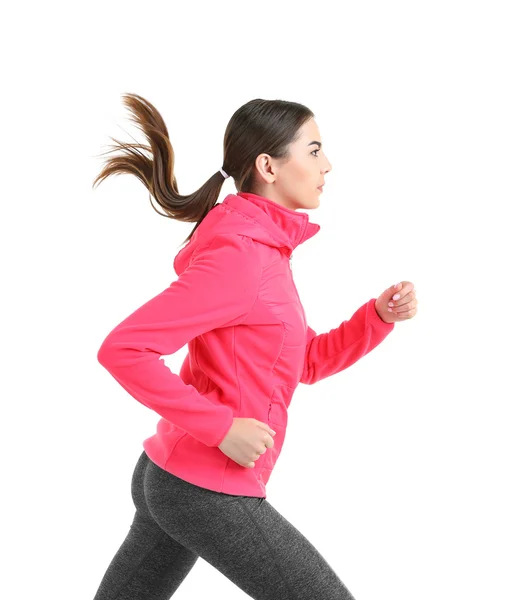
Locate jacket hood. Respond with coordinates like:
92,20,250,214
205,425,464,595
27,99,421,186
174,191,321,275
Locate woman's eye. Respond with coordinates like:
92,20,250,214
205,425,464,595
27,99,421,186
311,149,320,157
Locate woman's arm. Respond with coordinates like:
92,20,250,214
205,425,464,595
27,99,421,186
299,298,395,385
97,234,261,447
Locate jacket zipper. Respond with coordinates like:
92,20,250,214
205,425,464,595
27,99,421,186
287,254,307,328
287,255,299,299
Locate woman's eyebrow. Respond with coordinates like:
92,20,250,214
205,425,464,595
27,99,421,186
307,141,322,148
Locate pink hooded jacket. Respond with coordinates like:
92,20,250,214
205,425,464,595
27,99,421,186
97,191,395,498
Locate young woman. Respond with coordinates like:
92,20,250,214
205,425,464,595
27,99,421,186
91,93,417,600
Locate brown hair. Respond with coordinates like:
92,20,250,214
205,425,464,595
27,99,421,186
92,93,314,246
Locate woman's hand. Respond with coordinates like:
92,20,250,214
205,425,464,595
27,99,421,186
375,281,418,324
218,418,276,468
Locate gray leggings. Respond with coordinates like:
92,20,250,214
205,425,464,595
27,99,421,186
92,450,356,600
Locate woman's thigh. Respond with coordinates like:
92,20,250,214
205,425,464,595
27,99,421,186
144,454,356,600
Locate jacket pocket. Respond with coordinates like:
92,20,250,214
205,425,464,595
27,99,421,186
263,385,292,471
267,384,292,428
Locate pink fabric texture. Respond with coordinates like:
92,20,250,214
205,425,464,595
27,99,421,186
97,192,395,497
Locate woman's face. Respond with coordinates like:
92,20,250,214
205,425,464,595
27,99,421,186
251,117,332,210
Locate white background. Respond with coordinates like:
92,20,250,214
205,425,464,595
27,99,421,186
2,1,506,599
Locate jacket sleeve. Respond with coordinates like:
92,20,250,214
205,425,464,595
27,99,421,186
97,233,261,447
299,297,395,385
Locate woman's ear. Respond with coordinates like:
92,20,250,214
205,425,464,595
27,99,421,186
255,153,276,184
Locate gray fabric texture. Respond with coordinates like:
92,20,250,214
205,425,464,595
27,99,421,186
92,450,356,600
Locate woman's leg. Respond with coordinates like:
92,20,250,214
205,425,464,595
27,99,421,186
144,454,357,600
92,450,199,600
